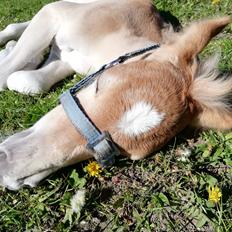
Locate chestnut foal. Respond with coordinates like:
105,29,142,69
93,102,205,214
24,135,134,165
0,0,231,190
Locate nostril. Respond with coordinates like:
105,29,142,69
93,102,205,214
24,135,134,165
0,148,7,160
0,148,9,178
0,144,15,162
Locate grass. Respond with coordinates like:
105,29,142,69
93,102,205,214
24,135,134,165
0,0,232,231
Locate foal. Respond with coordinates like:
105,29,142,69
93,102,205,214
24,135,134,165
0,0,231,190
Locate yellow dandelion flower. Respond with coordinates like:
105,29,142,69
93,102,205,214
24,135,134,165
208,186,222,204
212,0,220,5
85,161,102,177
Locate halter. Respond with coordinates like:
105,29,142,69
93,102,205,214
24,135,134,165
60,43,160,167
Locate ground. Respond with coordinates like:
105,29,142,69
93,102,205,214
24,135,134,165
0,0,231,231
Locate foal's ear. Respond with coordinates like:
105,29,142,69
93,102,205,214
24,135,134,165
176,16,231,62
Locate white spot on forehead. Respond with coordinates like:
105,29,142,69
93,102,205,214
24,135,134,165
118,101,165,136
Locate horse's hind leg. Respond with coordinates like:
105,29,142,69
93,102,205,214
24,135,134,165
0,21,30,46
6,40,74,95
7,60,74,95
0,40,17,61
0,3,63,90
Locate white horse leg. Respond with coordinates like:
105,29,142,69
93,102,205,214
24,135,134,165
0,40,17,61
7,60,74,94
0,3,62,90
0,21,30,46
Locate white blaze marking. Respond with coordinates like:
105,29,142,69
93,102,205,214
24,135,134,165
118,101,165,136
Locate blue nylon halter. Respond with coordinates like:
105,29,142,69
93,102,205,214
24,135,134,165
60,43,160,167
